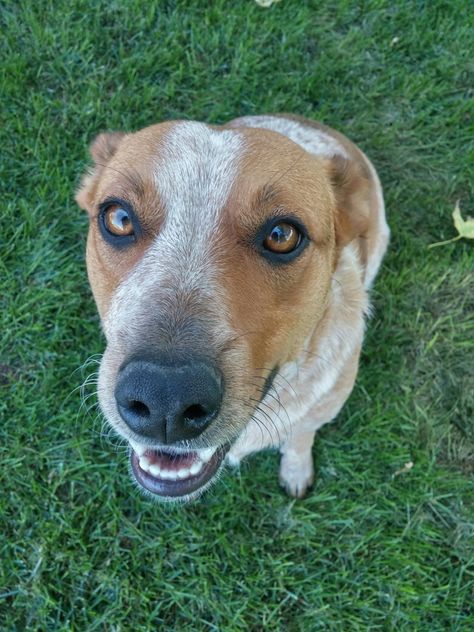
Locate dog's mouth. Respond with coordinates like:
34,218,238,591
129,442,229,498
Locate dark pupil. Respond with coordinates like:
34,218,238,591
111,208,130,231
271,224,292,243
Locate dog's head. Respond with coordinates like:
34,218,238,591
76,120,368,500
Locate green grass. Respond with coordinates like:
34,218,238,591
1,0,473,629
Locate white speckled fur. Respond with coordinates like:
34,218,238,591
103,122,243,341
229,115,348,158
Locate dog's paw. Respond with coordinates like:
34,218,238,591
279,453,314,499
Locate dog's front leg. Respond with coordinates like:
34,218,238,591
279,351,360,498
279,429,317,498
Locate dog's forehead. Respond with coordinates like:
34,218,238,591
105,120,312,210
152,121,245,229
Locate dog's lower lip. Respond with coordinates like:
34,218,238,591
130,446,228,498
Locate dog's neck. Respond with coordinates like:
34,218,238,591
279,241,368,413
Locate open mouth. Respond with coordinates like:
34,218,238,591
129,443,229,498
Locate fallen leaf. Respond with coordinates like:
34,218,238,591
452,200,474,239
393,461,414,477
428,200,474,247
255,0,282,7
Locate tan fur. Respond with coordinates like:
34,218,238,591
271,114,389,287
215,129,336,374
76,115,389,499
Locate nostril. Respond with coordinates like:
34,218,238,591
129,400,150,418
183,404,209,424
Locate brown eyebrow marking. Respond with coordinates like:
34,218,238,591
250,179,332,248
253,183,281,208
95,162,147,199
247,152,307,214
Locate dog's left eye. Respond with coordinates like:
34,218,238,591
102,204,135,238
263,222,301,254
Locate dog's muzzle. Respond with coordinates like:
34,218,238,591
115,353,227,498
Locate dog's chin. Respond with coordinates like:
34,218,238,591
128,442,230,502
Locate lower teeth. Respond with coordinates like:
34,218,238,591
132,444,216,481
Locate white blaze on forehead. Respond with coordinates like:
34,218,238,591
155,122,244,233
103,122,244,338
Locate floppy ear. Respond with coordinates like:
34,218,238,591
327,154,372,247
75,131,126,211
89,131,126,165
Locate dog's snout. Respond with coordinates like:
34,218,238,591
114,357,223,443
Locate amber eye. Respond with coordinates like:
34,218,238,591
103,204,134,237
263,222,301,254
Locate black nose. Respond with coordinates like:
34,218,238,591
114,357,223,444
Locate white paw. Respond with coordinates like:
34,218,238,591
279,452,314,499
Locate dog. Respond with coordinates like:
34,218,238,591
76,114,389,501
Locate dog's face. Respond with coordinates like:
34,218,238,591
76,121,362,500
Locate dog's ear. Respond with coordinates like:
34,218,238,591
75,132,126,211
89,131,126,165
326,154,372,247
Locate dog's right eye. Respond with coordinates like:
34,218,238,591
102,204,134,237
98,200,138,246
